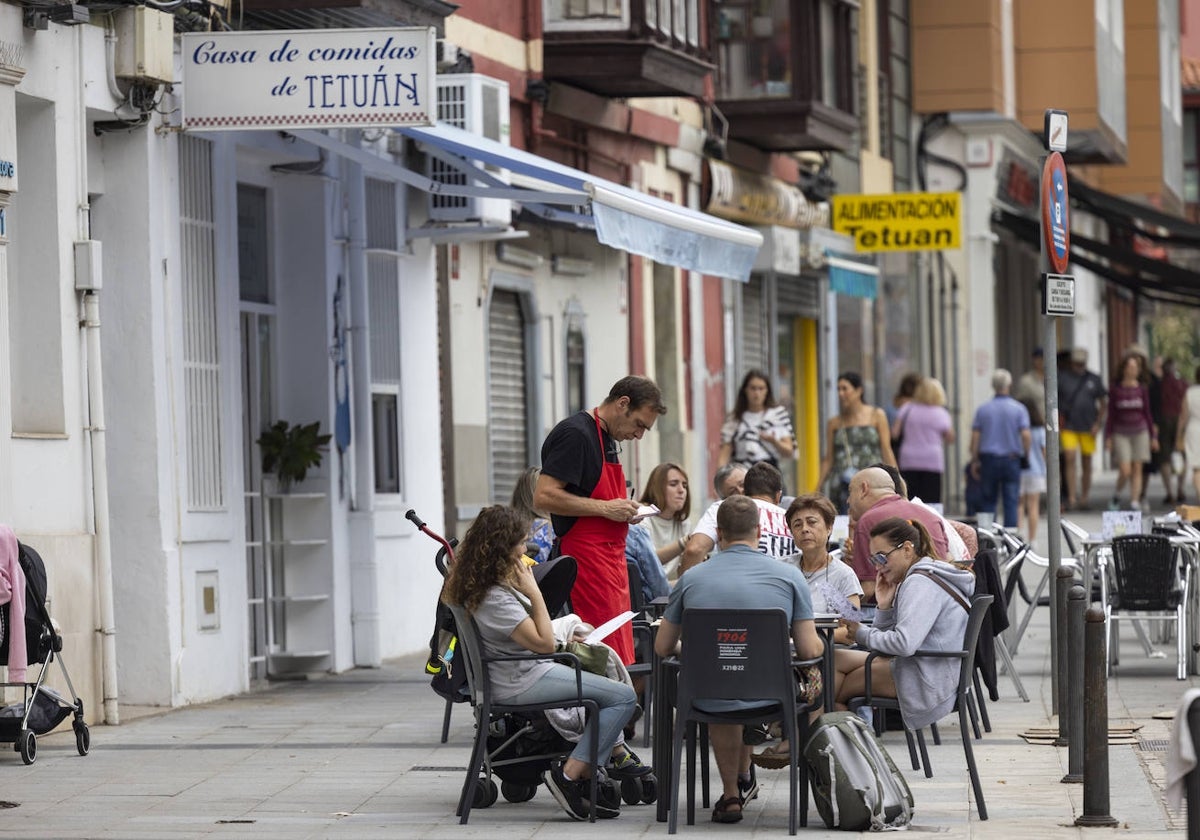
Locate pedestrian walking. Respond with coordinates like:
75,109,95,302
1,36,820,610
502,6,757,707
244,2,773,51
1058,347,1107,510
1105,353,1157,511
969,369,1031,528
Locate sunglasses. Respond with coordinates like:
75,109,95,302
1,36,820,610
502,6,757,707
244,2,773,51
870,544,905,567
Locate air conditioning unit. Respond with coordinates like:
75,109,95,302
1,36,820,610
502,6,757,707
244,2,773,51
428,74,511,225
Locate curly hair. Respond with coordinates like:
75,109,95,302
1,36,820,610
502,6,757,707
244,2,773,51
441,505,530,613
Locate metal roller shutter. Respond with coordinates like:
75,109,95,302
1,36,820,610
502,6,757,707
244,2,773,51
777,275,821,318
742,275,766,374
488,289,528,503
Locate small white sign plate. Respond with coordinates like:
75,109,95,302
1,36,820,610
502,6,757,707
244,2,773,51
1043,273,1075,316
1046,111,1069,153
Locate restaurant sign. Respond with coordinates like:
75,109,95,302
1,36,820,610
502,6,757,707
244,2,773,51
180,28,435,131
831,191,962,252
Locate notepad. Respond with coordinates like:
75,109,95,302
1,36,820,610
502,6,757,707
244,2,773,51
585,610,637,644
631,504,660,524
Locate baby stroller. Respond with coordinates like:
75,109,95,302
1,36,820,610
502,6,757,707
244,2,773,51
0,540,90,764
408,509,656,812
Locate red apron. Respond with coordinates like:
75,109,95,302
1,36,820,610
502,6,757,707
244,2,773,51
558,410,635,664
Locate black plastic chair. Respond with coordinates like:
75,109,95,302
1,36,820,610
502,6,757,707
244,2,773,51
849,594,994,821
1104,534,1188,680
446,603,601,824
667,608,811,835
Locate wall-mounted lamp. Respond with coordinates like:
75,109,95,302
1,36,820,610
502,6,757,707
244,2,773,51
551,255,593,277
496,242,543,270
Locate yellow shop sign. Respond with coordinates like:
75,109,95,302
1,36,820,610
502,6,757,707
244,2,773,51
831,192,962,252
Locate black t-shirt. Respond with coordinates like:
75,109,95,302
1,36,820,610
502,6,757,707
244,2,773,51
540,410,621,538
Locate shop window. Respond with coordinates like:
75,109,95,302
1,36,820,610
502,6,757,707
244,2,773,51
1184,107,1198,206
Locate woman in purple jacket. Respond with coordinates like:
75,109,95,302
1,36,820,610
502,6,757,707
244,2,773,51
892,377,955,504
1105,354,1158,511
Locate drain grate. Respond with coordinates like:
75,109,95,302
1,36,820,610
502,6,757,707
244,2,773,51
410,765,467,772
1138,739,1170,752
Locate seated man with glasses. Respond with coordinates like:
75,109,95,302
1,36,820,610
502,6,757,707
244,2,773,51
655,495,823,824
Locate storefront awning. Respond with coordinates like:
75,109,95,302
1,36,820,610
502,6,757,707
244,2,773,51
398,124,763,281
992,208,1200,307
826,255,879,300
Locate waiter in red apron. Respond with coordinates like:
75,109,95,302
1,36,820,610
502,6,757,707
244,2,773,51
535,376,667,665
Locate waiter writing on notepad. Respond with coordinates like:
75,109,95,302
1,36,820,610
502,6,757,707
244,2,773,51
535,376,667,664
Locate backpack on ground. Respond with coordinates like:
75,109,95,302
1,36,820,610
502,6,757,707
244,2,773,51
803,711,914,831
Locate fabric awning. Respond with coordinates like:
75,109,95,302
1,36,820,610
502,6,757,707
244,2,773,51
992,208,1200,307
398,123,763,281
826,254,879,300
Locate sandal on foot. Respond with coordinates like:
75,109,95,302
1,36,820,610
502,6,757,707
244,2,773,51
751,741,793,770
712,794,743,823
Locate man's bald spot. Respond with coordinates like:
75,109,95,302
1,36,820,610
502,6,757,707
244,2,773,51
855,466,895,494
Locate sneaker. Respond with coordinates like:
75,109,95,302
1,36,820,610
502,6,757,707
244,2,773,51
543,763,620,820
1109,496,1121,511
742,723,771,746
737,764,759,804
607,747,652,779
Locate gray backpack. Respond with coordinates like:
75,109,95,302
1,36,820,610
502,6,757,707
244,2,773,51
804,711,914,831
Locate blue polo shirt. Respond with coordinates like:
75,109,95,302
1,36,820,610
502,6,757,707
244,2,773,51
665,544,813,712
972,395,1030,457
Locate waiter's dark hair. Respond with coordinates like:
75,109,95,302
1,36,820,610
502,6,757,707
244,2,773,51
743,461,783,498
605,375,667,414
716,495,759,542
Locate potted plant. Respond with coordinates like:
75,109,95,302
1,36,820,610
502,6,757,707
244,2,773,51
256,420,332,493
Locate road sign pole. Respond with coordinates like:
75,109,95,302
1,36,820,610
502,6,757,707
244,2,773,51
1042,201,1063,707
1041,110,1070,706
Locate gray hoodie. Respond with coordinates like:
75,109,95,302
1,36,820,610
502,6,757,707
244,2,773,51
853,557,976,730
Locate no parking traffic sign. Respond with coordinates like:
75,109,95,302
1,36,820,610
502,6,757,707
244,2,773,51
1041,151,1070,274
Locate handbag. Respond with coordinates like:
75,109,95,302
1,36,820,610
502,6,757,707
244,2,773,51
796,662,823,706
557,640,610,676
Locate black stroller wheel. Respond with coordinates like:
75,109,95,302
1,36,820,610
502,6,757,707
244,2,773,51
640,773,658,804
500,781,537,803
18,730,36,765
473,777,498,809
74,721,90,756
620,777,641,806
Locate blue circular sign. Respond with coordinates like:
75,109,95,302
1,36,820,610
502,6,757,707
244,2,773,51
1041,152,1070,273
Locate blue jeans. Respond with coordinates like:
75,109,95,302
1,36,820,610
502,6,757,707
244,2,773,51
504,665,637,766
979,453,1021,528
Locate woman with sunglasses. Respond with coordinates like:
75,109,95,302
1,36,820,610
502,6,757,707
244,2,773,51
831,517,975,731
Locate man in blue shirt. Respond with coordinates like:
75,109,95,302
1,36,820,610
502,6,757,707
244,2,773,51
969,369,1032,528
655,495,823,823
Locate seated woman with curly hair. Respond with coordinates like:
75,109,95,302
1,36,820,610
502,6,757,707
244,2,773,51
441,505,642,821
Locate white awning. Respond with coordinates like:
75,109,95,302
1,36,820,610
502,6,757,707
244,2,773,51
398,124,763,281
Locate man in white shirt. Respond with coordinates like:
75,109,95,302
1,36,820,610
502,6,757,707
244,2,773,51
680,462,794,573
